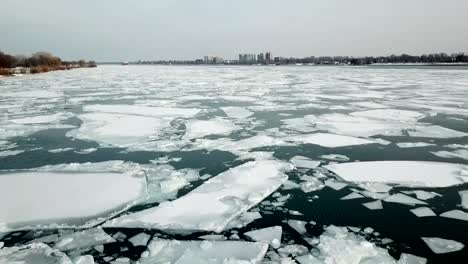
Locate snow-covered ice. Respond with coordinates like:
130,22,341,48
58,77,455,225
289,156,320,169
325,161,467,188
421,237,464,254
183,119,240,140
286,133,375,148
398,253,427,264
432,149,468,161
54,227,115,251
0,243,73,264
287,220,307,234
128,233,151,247
244,226,282,249
408,125,468,138
104,160,291,233
0,162,146,231
139,239,268,264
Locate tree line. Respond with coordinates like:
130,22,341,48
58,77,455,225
0,51,96,75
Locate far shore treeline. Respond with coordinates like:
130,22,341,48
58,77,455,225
0,51,96,76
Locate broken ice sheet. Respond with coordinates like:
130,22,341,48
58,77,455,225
128,233,151,247
396,142,435,148
324,161,467,188
139,239,268,264
363,200,383,210
287,220,307,234
103,160,291,233
340,192,364,200
439,210,468,221
244,226,282,249
0,161,146,231
397,253,427,264
221,106,254,119
383,193,427,206
421,237,464,254
408,125,468,138
432,149,468,161
54,227,115,251
0,243,73,264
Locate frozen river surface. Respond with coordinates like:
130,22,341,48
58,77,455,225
0,65,468,263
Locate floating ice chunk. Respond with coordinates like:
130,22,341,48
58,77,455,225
290,156,320,169
10,112,72,125
432,149,468,161
0,162,146,231
286,133,375,148
324,179,347,190
183,119,240,140
244,226,282,249
74,148,97,154
83,104,200,118
296,254,322,264
320,154,350,161
198,234,226,241
460,190,468,210
0,243,73,264
440,210,468,221
350,109,425,122
397,253,427,264
340,192,364,200
139,239,268,264
48,148,74,153
278,244,308,257
396,142,435,148
128,233,151,247
410,207,436,217
324,161,466,188
421,237,464,254
0,242,3,249
384,193,427,206
350,101,389,109
221,107,254,119
363,200,383,210
54,227,115,251
408,125,468,138
403,190,441,200
312,225,396,264
104,160,290,233
287,220,307,234
68,113,169,147
72,255,95,264
357,182,393,193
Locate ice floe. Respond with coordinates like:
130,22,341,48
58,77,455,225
460,190,468,210
128,233,151,247
410,207,436,217
363,200,384,210
396,142,435,148
0,161,146,231
244,226,282,249
383,193,427,206
350,109,425,122
290,156,320,169
421,237,464,254
183,119,240,139
432,149,468,161
287,220,307,234
408,125,468,138
285,133,375,148
340,192,364,200
139,239,268,264
439,210,468,221
104,160,291,233
398,253,427,264
325,161,467,188
221,106,254,119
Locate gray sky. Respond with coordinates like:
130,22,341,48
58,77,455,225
1,0,467,61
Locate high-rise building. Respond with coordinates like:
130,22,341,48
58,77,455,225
257,53,265,64
265,52,272,63
239,54,257,64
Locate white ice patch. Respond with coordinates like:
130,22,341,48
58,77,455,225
432,149,468,161
402,190,441,201
408,125,468,138
128,233,151,247
68,113,169,147
183,119,240,140
410,207,436,217
286,133,375,148
398,253,427,264
363,200,384,210
287,220,307,234
0,243,73,264
139,239,268,264
311,225,396,264
221,107,254,119
10,113,72,125
383,193,427,206
72,255,95,264
421,237,464,254
440,210,468,222
54,227,115,251
244,226,282,249
340,192,364,200
104,160,291,233
350,109,425,123
460,190,468,210
325,161,467,188
396,142,435,148
0,161,146,231
83,104,200,118
290,156,320,169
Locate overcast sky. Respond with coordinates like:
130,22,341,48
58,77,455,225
1,0,467,61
